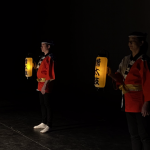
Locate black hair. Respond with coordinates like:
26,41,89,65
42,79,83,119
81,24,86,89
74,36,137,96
128,31,148,54
46,43,51,48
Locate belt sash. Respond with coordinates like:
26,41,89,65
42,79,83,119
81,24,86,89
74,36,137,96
119,84,142,94
37,78,46,82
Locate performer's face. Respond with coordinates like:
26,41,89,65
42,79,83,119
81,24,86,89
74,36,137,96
128,37,143,52
41,43,50,52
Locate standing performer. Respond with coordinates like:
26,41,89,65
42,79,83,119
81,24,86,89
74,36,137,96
107,32,150,150
34,40,55,133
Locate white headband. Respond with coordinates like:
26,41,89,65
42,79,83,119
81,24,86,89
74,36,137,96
128,35,144,37
41,42,51,44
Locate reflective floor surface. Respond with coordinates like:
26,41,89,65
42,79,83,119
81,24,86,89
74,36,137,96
0,101,131,150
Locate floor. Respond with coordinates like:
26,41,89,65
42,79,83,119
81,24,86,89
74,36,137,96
0,97,131,150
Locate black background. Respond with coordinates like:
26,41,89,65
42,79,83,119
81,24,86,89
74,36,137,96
2,0,150,114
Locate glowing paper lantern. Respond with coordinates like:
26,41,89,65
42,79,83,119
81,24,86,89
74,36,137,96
25,57,34,78
94,56,108,88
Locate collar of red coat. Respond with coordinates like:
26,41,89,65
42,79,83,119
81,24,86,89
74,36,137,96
130,51,143,61
44,52,54,61
130,51,150,71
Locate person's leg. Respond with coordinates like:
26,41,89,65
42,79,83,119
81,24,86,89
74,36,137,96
126,112,142,150
43,93,53,128
136,113,150,150
39,92,47,125
33,92,47,129
40,93,52,133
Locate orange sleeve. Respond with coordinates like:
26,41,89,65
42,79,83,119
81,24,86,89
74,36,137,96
45,56,55,81
139,60,150,102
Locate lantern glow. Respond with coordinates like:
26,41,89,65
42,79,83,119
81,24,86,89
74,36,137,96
94,56,108,88
25,58,33,77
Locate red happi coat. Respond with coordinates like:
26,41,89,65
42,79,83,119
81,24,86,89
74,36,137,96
115,53,150,112
37,54,55,93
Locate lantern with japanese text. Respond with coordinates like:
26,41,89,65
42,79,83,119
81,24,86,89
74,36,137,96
25,58,33,78
25,57,37,78
94,56,108,88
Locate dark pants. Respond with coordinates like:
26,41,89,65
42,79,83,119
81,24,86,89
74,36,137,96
126,113,150,150
39,92,53,128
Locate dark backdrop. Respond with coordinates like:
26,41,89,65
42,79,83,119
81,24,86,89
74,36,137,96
2,0,150,114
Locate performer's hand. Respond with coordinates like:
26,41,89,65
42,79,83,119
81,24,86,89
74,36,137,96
41,86,46,94
107,67,112,76
141,101,150,117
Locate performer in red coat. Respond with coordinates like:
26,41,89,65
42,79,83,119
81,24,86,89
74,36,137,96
33,40,55,133
108,32,150,150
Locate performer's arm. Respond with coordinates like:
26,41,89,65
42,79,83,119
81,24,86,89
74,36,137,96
140,60,150,102
43,79,54,88
108,57,124,85
108,69,117,82
107,67,124,88
140,60,150,116
42,57,55,88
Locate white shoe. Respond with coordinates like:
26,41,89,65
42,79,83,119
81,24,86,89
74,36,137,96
33,123,47,129
40,126,50,133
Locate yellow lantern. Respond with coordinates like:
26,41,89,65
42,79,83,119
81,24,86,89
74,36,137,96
25,58,36,78
94,56,108,88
